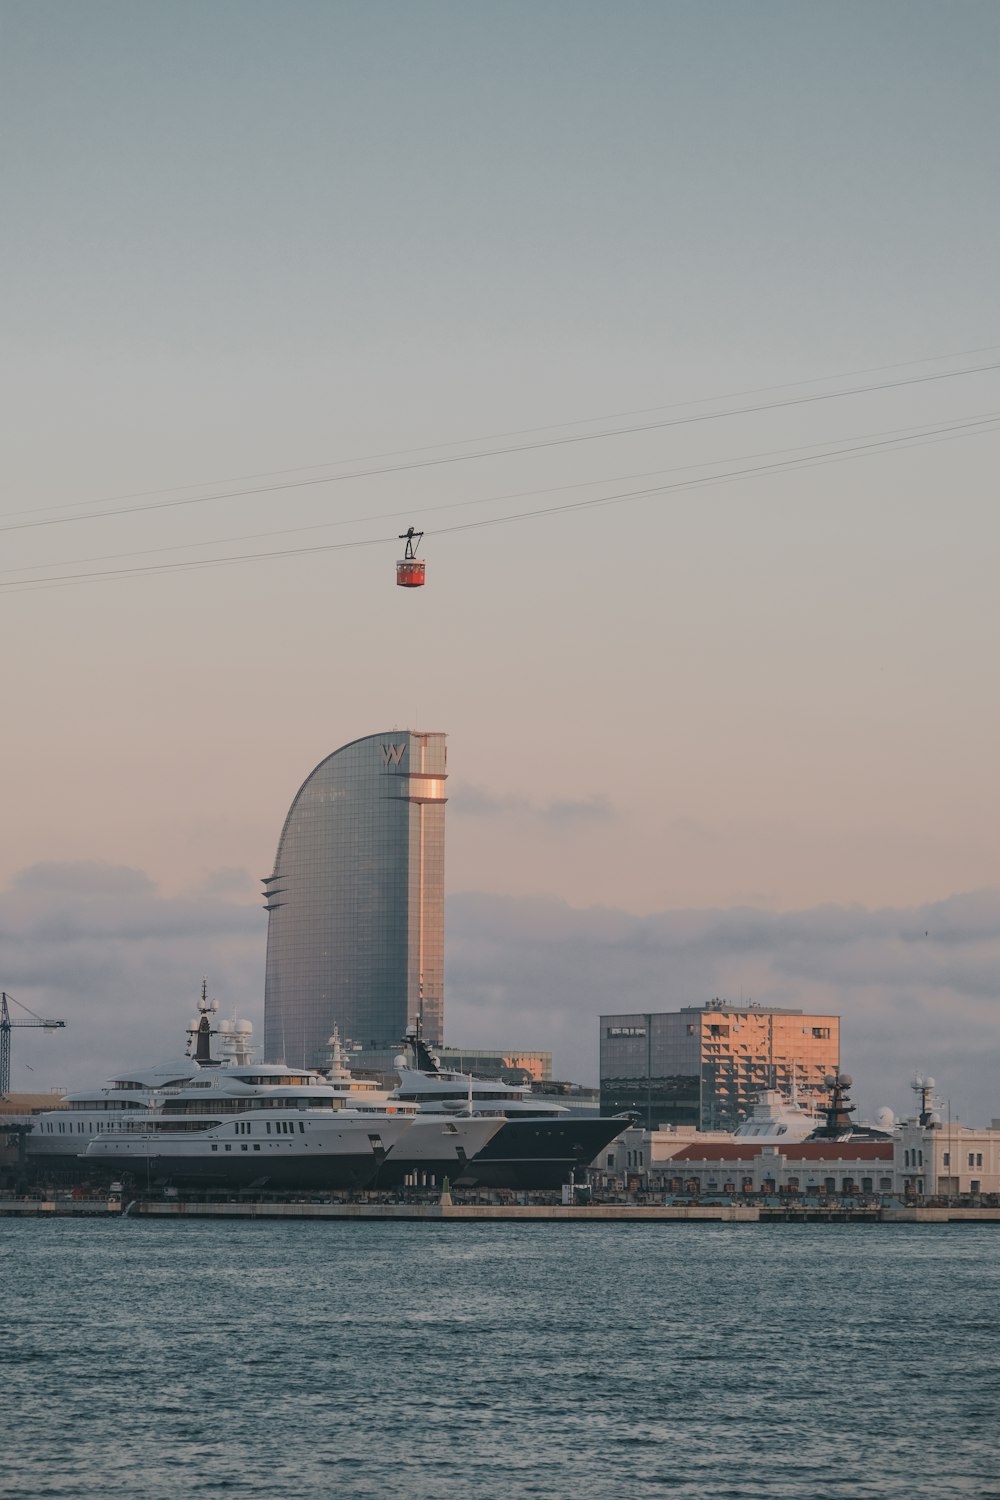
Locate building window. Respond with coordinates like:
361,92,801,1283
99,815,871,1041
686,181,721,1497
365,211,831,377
943,1152,950,1166
812,1027,830,1039
968,1153,975,1168
976,1153,983,1167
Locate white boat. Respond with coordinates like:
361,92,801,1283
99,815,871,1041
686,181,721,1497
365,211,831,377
26,988,262,1169
25,1059,202,1168
34,991,504,1191
732,1086,822,1143
83,1064,418,1190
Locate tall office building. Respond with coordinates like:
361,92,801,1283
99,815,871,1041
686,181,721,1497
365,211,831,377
263,731,447,1071
600,1003,840,1131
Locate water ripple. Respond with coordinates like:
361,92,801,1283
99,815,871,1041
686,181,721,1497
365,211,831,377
1,1220,997,1498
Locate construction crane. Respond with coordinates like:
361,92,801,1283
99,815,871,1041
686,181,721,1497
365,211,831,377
0,992,67,1096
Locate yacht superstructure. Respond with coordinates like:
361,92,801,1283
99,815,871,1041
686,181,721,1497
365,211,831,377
731,1085,822,1143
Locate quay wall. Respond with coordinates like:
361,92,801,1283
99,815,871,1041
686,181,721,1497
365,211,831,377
3,1198,1000,1224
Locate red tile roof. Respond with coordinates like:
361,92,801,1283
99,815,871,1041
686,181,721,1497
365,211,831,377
668,1141,892,1163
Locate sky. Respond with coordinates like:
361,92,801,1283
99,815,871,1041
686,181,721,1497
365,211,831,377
2,1,999,1123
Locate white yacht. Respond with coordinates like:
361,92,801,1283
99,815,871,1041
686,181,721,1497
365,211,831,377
34,991,504,1191
732,1085,822,1143
26,990,264,1169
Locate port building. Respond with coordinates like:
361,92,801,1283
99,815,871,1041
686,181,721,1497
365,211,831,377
600,1003,840,1131
263,731,447,1073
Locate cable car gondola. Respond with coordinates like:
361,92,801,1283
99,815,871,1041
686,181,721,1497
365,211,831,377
396,526,426,588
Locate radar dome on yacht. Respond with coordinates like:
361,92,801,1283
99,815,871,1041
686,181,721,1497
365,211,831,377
218,1019,233,1034
927,1111,942,1126
427,1052,440,1068
875,1107,895,1128
188,1018,200,1032
210,999,219,1012
393,1055,407,1070
839,1074,853,1089
824,1074,837,1087
236,1020,252,1034
924,1076,935,1090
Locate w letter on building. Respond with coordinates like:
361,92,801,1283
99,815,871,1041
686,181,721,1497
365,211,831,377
381,743,407,767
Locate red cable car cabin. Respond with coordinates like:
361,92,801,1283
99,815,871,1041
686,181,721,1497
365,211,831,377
396,526,426,587
396,559,425,587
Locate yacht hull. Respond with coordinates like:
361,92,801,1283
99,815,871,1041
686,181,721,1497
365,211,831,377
462,1116,629,1190
84,1118,413,1192
82,1116,505,1193
374,1116,506,1188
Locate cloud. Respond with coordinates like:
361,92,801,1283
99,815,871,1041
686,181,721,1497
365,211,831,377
1,861,265,1092
5,860,998,1130
445,889,1000,1125
449,781,616,828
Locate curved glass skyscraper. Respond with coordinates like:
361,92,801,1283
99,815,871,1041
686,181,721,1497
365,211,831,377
263,731,447,1070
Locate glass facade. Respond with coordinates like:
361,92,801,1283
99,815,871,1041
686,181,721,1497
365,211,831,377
263,731,446,1071
600,1006,840,1131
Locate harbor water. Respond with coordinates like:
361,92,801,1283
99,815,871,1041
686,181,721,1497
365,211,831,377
2,1219,997,1499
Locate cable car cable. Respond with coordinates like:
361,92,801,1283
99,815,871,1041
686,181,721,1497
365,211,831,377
4,411,996,594
3,339,999,525
2,409,996,581
1,358,999,538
